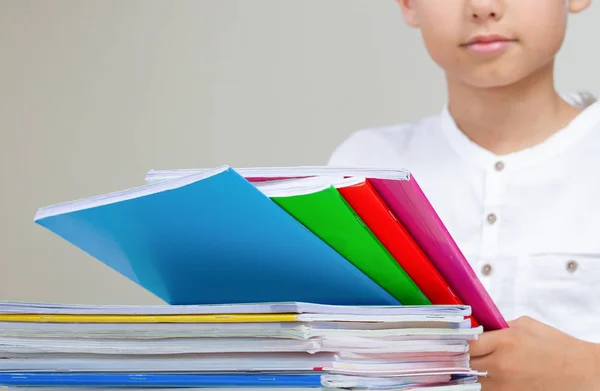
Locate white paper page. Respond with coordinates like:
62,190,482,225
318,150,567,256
144,166,412,183
311,319,472,330
0,301,470,317
0,358,471,375
313,326,483,340
0,336,319,355
253,176,364,198
0,336,468,355
337,351,472,364
325,367,475,376
330,359,469,372
321,373,452,388
0,352,335,373
337,352,470,364
0,322,304,340
321,373,481,389
0,352,471,373
320,338,468,352
34,167,229,221
298,314,467,323
0,321,473,342
346,384,482,391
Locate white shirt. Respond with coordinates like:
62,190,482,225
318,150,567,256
328,92,600,343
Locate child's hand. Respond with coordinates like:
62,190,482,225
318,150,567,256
470,316,600,391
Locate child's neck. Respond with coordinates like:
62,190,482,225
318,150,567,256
446,62,581,156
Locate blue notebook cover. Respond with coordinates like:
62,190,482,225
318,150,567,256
34,166,399,306
0,373,322,387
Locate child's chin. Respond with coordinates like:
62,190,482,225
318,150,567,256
455,65,545,89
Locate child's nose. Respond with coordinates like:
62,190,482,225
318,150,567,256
468,0,503,21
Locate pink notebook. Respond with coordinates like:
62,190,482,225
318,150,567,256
145,166,508,330
367,175,508,331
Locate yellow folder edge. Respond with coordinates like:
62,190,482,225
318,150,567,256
0,313,300,323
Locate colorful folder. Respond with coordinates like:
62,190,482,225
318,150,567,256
0,373,323,387
33,167,399,307
255,178,429,305
0,313,299,323
365,175,507,330
337,179,459,304
334,179,477,326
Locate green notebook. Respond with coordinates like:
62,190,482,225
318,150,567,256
255,177,430,305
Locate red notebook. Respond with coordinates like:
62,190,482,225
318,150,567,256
337,179,478,327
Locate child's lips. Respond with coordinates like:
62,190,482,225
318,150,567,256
461,35,517,54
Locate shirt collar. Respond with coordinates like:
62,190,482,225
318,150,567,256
439,91,600,170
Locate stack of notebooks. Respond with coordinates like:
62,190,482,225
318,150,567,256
0,301,483,390
0,166,508,390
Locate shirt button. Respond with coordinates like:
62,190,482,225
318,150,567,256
481,264,493,276
486,213,497,225
495,161,505,171
566,260,578,273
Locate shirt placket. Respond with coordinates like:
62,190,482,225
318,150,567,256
478,160,507,301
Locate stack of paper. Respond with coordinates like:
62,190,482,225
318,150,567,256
0,301,483,390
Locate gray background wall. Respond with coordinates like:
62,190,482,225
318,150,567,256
1,0,598,305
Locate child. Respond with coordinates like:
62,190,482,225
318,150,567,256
328,1,600,390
